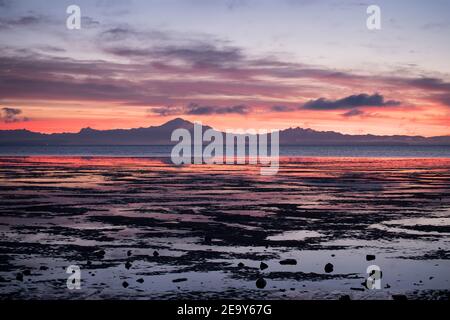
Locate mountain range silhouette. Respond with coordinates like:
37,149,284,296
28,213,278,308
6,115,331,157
1,118,449,146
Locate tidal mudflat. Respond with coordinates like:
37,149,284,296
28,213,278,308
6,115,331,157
0,157,449,300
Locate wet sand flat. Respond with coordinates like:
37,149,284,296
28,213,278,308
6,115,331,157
0,156,449,300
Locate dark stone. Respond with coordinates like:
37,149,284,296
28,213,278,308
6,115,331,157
385,284,391,289
22,270,31,276
16,273,24,281
122,281,129,288
260,262,268,270
125,261,132,270
366,254,376,261
279,259,297,265
127,250,132,257
136,278,144,283
256,277,267,289
96,250,106,257
324,263,334,273
153,251,159,257
39,266,49,271
172,278,187,283
238,262,245,268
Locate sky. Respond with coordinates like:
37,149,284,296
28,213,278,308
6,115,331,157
0,0,449,136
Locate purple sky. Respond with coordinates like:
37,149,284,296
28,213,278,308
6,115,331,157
0,0,449,135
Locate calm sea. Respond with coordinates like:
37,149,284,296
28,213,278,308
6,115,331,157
0,145,450,158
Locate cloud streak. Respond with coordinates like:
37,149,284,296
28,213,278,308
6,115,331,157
150,103,250,116
302,93,401,110
342,109,365,117
0,107,29,123
186,103,249,115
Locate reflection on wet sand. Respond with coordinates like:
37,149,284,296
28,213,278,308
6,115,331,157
0,157,449,299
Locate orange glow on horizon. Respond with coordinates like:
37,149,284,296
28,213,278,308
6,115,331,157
1,96,449,137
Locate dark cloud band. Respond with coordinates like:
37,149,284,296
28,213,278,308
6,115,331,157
302,93,401,110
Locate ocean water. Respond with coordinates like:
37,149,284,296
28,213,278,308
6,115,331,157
0,145,450,158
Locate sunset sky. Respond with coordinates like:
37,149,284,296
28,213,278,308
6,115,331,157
0,0,449,136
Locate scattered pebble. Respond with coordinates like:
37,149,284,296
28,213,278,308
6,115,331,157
153,251,159,257
260,262,268,270
238,262,245,268
136,278,144,284
122,281,129,288
324,263,334,273
39,266,49,271
96,250,106,257
172,278,187,283
125,261,132,270
255,277,266,289
127,250,132,257
22,270,31,276
279,259,297,265
16,273,24,281
366,254,376,261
